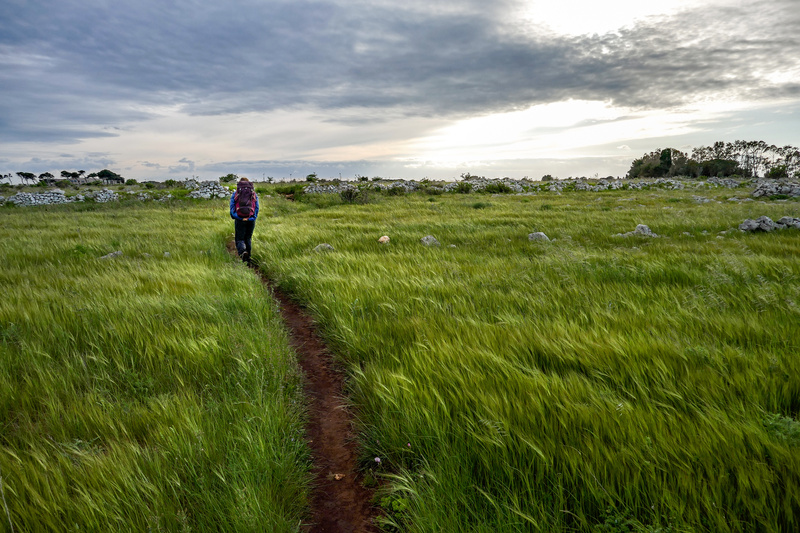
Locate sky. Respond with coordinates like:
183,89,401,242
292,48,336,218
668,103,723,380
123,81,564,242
1,0,799,182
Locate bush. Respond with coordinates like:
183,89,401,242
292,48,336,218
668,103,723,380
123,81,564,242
541,174,554,181
454,182,473,194
163,179,177,188
125,179,138,185
220,173,239,183
766,165,789,179
340,186,370,204
386,186,405,196
482,182,512,194
306,173,318,182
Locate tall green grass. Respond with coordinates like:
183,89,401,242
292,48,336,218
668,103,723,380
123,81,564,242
255,191,800,532
0,202,309,531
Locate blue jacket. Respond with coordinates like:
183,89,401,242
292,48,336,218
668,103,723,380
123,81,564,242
230,191,259,221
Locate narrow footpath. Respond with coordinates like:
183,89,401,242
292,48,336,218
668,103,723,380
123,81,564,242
228,243,379,532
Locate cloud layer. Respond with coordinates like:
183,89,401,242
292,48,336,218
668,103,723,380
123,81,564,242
1,0,798,177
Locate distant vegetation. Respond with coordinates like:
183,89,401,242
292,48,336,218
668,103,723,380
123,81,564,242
257,192,800,532
0,203,310,530
628,140,800,179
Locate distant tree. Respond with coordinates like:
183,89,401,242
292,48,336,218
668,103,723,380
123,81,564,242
125,178,138,185
541,174,554,181
60,170,72,179
306,173,318,182
38,172,55,185
16,171,36,185
1,173,14,184
97,169,124,182
219,173,239,183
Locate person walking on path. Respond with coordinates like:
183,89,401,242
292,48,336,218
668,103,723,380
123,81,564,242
230,177,259,263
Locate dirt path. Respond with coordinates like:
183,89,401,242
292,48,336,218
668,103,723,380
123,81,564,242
227,243,379,532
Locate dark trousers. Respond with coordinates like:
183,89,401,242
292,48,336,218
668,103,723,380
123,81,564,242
234,219,256,257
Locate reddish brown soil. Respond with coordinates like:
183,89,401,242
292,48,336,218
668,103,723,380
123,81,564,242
227,242,379,532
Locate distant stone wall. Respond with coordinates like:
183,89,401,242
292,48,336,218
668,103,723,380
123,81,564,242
303,177,764,195
1,181,232,208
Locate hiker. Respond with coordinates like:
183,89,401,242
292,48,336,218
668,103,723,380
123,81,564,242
230,177,259,263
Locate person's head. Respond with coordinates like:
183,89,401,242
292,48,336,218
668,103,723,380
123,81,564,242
239,177,249,182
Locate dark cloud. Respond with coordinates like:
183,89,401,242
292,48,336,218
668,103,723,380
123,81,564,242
0,0,798,144
168,157,196,174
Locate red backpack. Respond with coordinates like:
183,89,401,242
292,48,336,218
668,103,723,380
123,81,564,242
234,181,256,218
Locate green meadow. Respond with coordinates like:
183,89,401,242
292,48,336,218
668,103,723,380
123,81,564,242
1,185,799,532
255,188,800,532
0,203,309,531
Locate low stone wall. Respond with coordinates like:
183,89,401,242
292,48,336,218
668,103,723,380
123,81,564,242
751,179,800,198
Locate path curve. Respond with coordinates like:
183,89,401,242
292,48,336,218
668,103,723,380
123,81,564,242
227,242,379,532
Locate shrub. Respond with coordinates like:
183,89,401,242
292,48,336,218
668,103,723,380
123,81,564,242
482,182,512,194
340,186,370,204
387,186,405,196
766,165,789,179
454,182,473,194
541,174,554,181
471,201,491,209
306,173,318,182
125,179,138,185
219,173,239,183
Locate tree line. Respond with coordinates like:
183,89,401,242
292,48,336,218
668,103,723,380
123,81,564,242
1,169,124,186
627,140,800,179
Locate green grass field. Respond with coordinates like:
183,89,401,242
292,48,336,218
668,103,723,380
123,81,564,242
0,202,309,531
2,187,799,532
254,189,800,532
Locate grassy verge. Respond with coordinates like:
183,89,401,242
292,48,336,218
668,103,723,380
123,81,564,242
0,201,309,531
254,190,800,532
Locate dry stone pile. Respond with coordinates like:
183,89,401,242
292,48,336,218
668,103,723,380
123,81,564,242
739,216,800,232
188,181,230,199
751,179,800,198
88,189,119,203
5,189,78,206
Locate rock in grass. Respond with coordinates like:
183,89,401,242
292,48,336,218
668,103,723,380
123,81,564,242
378,236,390,244
420,235,440,246
740,215,800,232
778,216,800,229
615,224,659,238
100,251,123,260
313,243,335,253
528,232,550,242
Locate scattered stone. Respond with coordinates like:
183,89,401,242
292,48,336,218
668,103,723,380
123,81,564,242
420,235,440,246
378,236,390,244
313,243,335,253
100,251,123,260
163,252,171,258
740,216,800,232
448,244,457,248
692,196,711,203
707,177,744,188
778,216,800,229
616,224,659,238
528,232,550,242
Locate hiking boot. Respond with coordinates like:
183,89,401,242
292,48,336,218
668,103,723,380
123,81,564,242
242,251,250,263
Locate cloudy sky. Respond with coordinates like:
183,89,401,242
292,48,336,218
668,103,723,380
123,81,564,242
1,0,799,182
